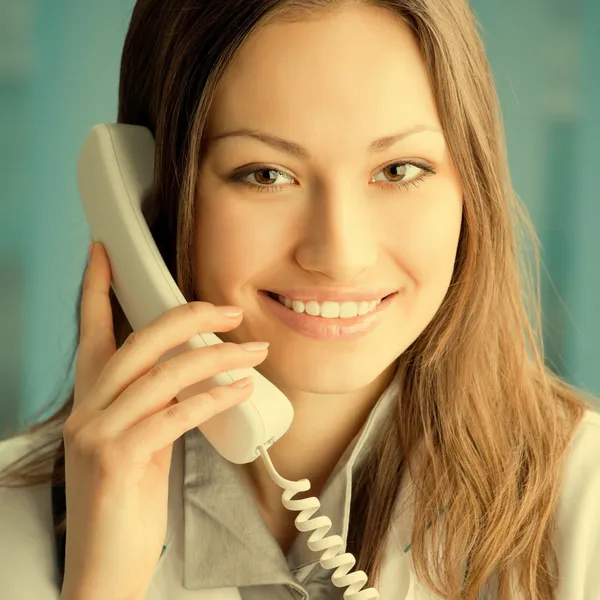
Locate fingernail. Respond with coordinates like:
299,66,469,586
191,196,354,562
216,305,243,317
239,341,270,351
87,242,94,262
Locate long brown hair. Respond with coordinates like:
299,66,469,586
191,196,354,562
1,1,593,598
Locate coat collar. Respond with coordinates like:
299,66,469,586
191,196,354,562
180,365,402,590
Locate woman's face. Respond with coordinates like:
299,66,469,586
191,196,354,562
193,5,463,394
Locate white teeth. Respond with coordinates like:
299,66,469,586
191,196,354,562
277,295,382,318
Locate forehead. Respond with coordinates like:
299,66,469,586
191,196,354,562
205,6,442,155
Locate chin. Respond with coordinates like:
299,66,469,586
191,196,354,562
257,351,399,394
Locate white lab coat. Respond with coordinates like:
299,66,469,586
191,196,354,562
1,409,599,599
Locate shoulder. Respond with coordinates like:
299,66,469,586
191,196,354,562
558,408,600,496
0,434,61,599
0,433,36,468
570,406,600,439
553,408,600,598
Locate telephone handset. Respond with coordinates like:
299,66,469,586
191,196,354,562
76,123,294,464
77,123,380,599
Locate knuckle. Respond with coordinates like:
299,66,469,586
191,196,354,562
164,401,187,422
81,273,94,294
185,301,212,318
94,446,122,475
147,361,171,380
62,416,81,442
214,342,238,354
73,432,119,472
123,328,150,349
64,425,99,458
164,394,211,423
78,328,94,346
63,418,123,475
203,342,237,363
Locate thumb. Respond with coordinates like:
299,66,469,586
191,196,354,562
73,242,117,408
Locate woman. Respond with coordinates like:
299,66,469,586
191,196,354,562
0,0,598,598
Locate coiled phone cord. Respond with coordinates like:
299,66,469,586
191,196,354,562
257,444,380,600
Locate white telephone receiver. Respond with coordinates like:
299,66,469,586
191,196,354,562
77,123,379,599
77,123,294,465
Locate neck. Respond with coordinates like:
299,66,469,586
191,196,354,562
237,362,398,516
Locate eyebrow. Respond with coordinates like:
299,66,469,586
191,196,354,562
206,124,443,159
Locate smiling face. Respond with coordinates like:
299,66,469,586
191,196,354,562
193,4,463,394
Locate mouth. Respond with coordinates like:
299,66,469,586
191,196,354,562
258,289,397,340
263,290,396,318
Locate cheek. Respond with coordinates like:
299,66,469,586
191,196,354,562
390,191,462,295
193,198,290,300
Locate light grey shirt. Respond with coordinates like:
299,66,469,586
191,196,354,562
178,367,402,599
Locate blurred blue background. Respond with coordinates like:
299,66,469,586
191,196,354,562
0,0,598,436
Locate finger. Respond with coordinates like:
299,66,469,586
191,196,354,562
74,242,117,407
95,342,268,434
82,301,245,413
119,378,256,461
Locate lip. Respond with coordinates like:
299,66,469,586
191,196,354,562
266,287,397,303
258,290,398,341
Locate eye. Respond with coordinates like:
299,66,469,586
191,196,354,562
371,162,424,184
370,161,437,192
229,160,436,194
246,168,293,188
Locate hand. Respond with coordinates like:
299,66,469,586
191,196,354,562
60,242,269,600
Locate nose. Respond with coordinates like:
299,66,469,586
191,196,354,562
294,189,378,282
